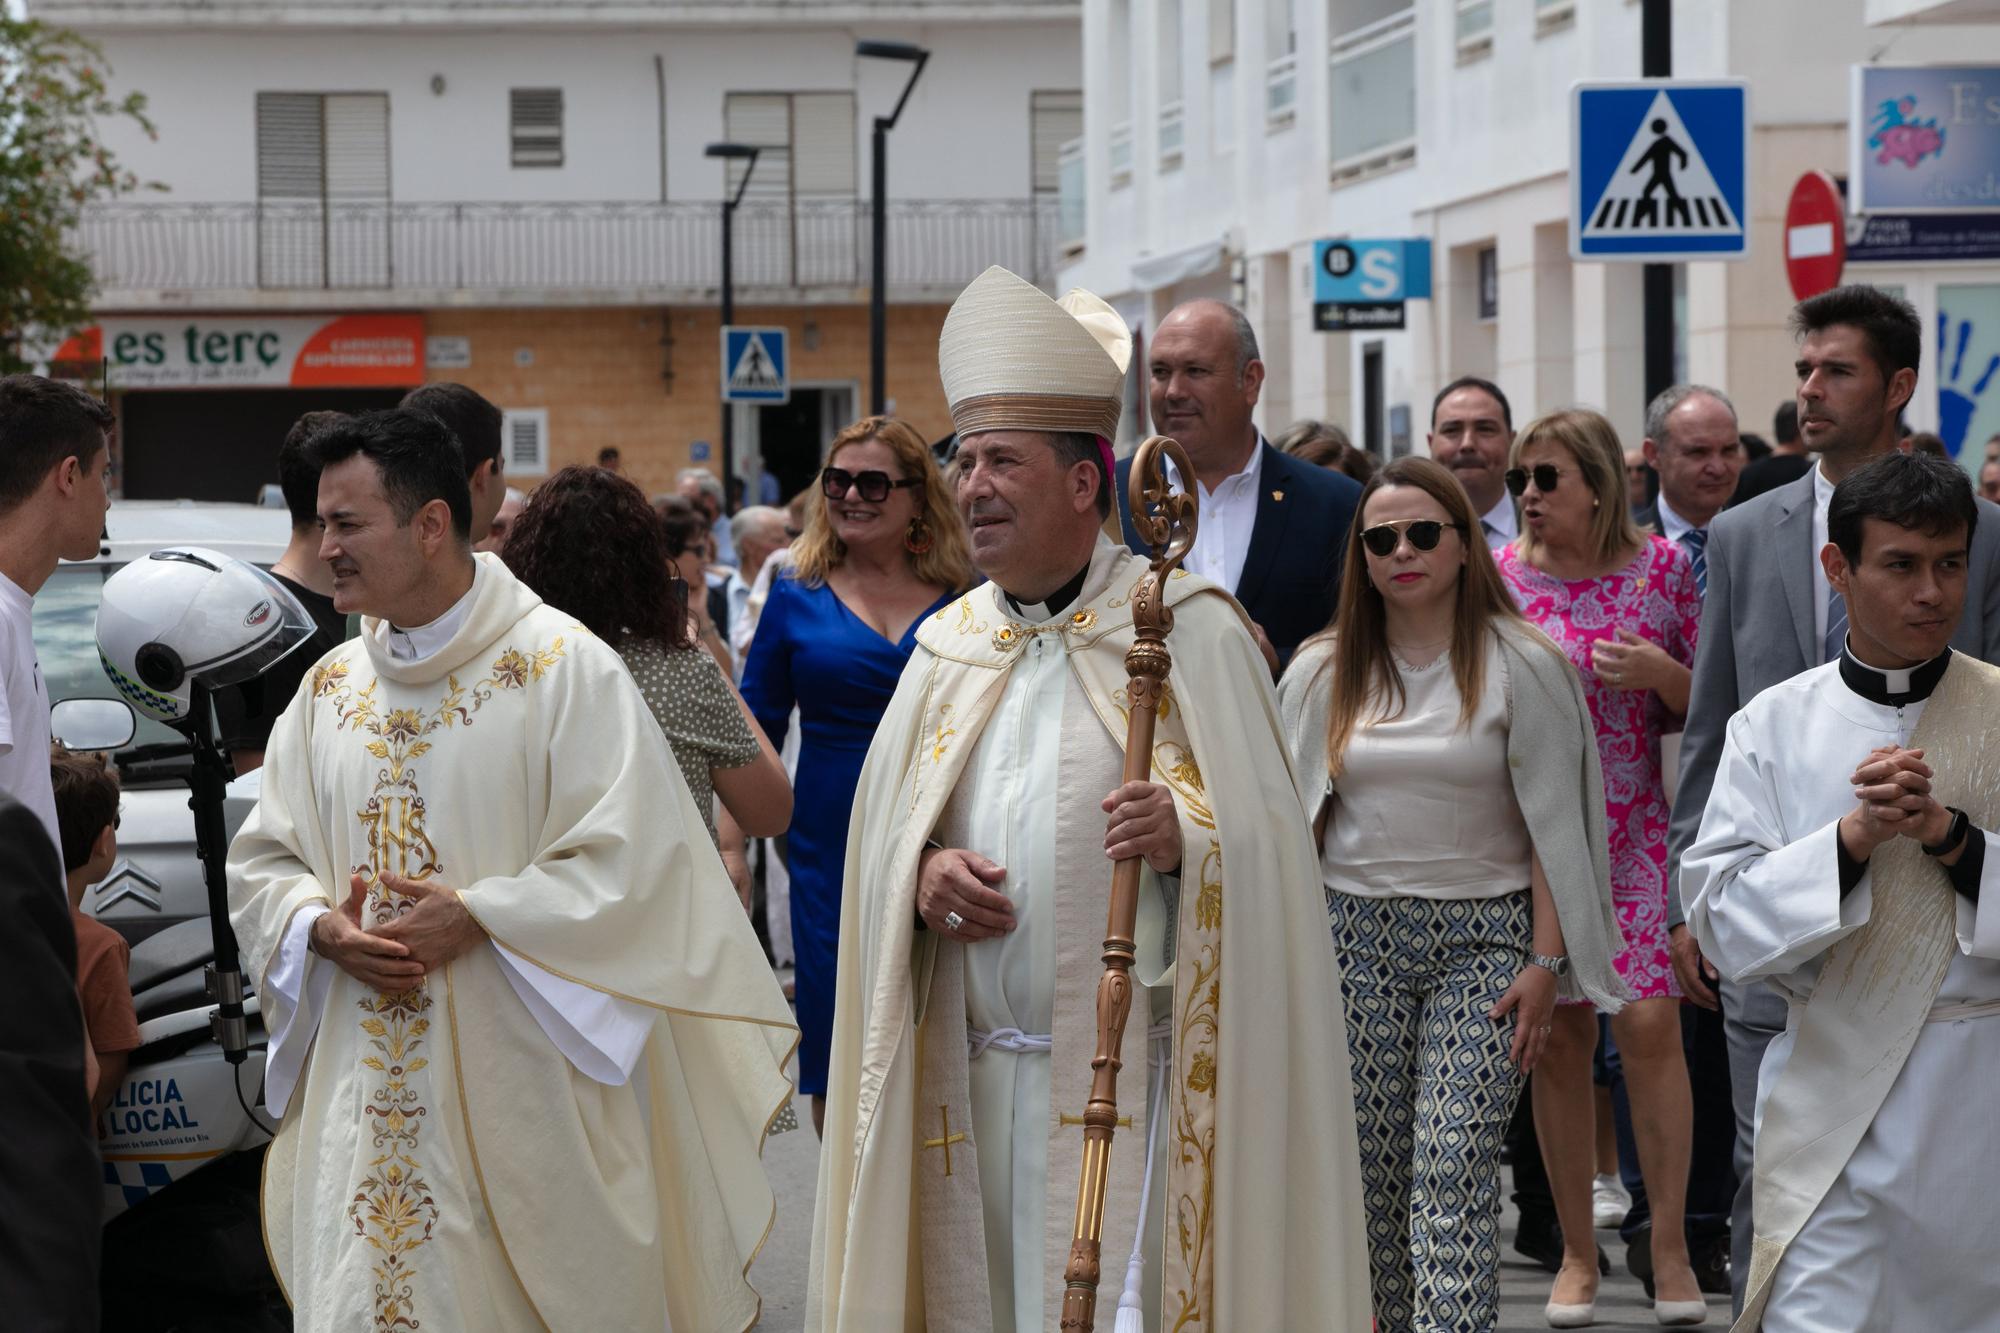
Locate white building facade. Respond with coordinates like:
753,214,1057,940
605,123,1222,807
1063,0,2000,460
31,0,1082,500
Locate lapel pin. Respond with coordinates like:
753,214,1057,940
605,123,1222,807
1272,490,1285,502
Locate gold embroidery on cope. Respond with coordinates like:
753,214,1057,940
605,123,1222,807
1169,835,1223,1333
316,639,568,1332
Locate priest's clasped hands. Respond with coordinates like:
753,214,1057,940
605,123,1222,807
1843,746,1966,862
308,871,491,991
916,781,1183,940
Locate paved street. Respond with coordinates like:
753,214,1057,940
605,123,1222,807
751,1086,1690,1332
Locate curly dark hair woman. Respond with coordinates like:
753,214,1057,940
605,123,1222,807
501,465,692,652
501,466,790,861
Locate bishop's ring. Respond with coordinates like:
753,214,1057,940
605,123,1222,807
944,910,966,932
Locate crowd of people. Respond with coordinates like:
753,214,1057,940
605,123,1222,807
5,272,2000,1332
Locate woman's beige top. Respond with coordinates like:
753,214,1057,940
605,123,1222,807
1320,636,1533,900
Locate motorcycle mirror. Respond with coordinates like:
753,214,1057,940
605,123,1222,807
51,697,137,752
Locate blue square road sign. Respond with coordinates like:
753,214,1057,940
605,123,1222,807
722,326,789,404
1571,80,1750,262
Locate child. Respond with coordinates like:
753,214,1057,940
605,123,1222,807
49,746,140,1119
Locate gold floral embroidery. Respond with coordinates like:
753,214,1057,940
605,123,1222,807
1168,835,1223,1332
315,634,568,1331
313,660,351,698
950,597,989,636
1153,742,1215,831
931,704,957,764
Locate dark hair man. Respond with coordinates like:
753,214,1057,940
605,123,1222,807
237,404,793,1328
0,374,114,851
1732,400,1812,506
399,381,507,542
1117,297,1361,671
215,411,350,771
1667,285,2000,1314
1427,375,1517,547
1685,450,2000,1333
1637,385,1744,596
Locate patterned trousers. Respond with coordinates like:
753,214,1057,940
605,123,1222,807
1328,890,1531,1333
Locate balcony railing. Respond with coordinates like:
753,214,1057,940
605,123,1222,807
75,197,1064,300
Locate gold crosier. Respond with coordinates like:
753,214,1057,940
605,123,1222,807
1059,436,1198,1333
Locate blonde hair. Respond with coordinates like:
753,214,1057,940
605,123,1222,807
1311,456,1544,780
1509,407,1643,568
789,415,974,591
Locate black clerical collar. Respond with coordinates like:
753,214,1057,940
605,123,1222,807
1839,644,1952,706
1002,565,1091,622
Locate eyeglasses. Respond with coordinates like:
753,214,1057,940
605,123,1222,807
1359,519,1465,557
821,467,923,503
1504,464,1567,497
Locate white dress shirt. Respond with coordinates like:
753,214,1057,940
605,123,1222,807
1168,436,1263,594
1479,494,1518,549
1653,490,1697,544
1811,462,1836,649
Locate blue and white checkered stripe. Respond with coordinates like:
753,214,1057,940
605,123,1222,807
103,1158,176,1210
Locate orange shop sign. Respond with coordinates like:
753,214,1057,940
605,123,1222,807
54,314,423,389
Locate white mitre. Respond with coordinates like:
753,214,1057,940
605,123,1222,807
939,264,1133,439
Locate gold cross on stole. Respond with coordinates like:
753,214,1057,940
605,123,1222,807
923,1104,967,1175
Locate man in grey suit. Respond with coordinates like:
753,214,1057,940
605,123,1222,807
1667,285,2000,1313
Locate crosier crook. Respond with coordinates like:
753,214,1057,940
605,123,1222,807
1059,436,1199,1333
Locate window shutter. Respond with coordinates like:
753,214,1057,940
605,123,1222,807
790,92,856,198
323,93,390,198
1209,0,1235,63
256,92,324,200
510,88,564,169
502,409,549,475
723,93,792,202
1031,90,1083,194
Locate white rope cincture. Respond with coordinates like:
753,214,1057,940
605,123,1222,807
963,1016,1173,1331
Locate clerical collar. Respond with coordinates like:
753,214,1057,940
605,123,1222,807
1838,643,1951,706
1002,564,1091,622
387,577,479,663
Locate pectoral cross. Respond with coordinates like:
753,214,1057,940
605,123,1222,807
923,1104,967,1175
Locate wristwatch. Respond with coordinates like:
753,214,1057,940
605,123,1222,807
1923,806,1971,858
1528,951,1570,977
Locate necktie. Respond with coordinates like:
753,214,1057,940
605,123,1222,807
1824,582,1848,664
1679,527,1708,597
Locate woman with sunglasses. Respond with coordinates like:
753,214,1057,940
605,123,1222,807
1278,456,1625,1333
740,415,972,1135
1495,409,1707,1327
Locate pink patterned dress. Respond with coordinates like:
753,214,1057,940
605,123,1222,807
1497,535,1701,1004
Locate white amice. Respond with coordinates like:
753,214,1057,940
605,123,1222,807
1684,655,2000,1333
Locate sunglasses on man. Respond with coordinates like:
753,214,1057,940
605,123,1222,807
1503,464,1568,497
1359,518,1466,558
821,467,923,504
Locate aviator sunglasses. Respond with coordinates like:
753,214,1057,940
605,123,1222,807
1504,464,1566,497
1360,518,1465,558
820,466,924,503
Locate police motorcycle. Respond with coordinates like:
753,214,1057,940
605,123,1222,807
58,547,321,1330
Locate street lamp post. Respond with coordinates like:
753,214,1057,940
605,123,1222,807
856,40,930,418
704,141,761,495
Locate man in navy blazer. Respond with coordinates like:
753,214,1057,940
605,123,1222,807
1115,299,1360,670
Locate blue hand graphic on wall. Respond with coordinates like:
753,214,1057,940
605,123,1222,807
1939,311,2000,458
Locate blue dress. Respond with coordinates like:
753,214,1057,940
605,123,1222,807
741,572,954,1096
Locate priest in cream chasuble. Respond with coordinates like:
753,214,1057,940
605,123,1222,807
807,267,1370,1332
228,411,796,1333
1683,453,2000,1333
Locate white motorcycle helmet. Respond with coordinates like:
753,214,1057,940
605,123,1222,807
97,547,320,727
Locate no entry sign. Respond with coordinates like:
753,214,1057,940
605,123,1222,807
1785,171,1847,302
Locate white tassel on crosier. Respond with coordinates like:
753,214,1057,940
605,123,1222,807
1114,1029,1172,1333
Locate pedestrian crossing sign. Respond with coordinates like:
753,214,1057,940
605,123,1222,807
1571,80,1750,263
722,325,789,404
